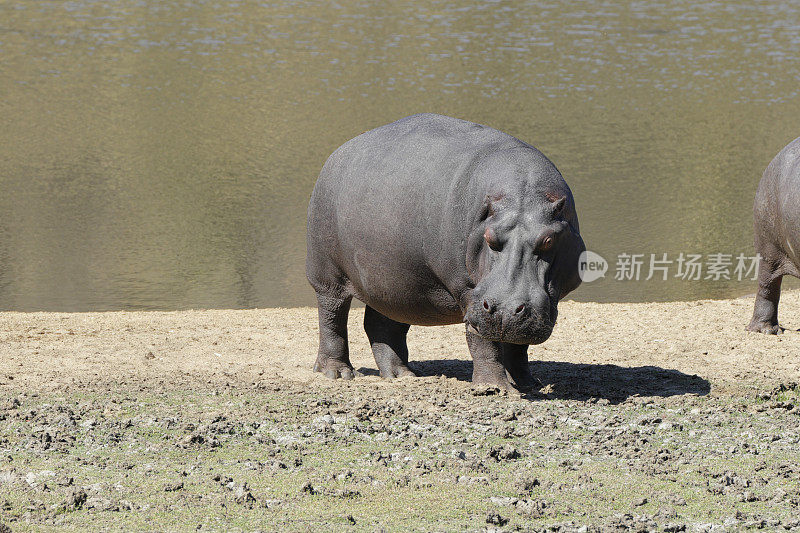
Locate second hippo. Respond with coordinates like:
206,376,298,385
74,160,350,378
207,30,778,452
748,136,800,334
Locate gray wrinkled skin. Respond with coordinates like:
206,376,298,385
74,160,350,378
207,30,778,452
306,114,585,390
748,136,800,334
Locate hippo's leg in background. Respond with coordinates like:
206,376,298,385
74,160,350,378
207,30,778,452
313,293,355,379
502,343,535,389
364,306,415,379
466,329,514,390
747,257,784,335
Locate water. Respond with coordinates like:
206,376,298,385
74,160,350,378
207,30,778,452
1,0,800,311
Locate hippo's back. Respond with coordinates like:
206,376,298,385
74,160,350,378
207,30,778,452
323,113,523,183
763,137,800,189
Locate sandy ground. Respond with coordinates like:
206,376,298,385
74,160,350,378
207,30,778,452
2,291,799,395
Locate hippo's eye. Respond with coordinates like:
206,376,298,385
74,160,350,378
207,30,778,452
537,235,554,253
484,227,502,251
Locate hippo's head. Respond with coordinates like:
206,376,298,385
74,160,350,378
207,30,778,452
464,168,584,345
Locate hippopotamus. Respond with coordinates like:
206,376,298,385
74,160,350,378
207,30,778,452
306,113,585,390
748,136,800,334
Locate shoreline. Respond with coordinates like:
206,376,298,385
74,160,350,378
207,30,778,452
2,291,799,395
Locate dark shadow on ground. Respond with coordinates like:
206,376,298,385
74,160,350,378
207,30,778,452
399,359,710,403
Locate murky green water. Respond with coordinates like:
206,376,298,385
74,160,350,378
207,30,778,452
1,0,800,311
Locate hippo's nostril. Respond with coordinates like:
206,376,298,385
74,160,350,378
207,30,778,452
514,304,525,315
483,300,490,311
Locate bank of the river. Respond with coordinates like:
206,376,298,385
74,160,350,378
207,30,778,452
2,291,800,393
1,293,799,531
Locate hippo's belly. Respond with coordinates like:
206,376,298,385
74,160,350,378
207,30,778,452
344,248,464,326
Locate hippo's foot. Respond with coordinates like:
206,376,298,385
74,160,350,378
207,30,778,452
313,355,355,380
506,369,536,390
471,373,517,392
746,320,784,335
376,355,416,379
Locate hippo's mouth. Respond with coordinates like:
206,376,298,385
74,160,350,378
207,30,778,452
465,317,555,345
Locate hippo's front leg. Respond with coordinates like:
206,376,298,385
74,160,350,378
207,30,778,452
313,293,355,379
501,343,535,390
465,328,515,391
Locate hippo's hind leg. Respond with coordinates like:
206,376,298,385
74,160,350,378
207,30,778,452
313,293,355,379
363,306,415,379
502,343,535,390
465,329,515,391
747,256,784,335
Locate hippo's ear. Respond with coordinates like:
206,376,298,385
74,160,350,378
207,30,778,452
479,194,501,221
478,201,491,222
549,195,566,216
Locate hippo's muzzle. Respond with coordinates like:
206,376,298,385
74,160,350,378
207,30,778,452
464,294,556,345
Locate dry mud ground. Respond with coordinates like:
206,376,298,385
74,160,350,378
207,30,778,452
1,293,800,532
